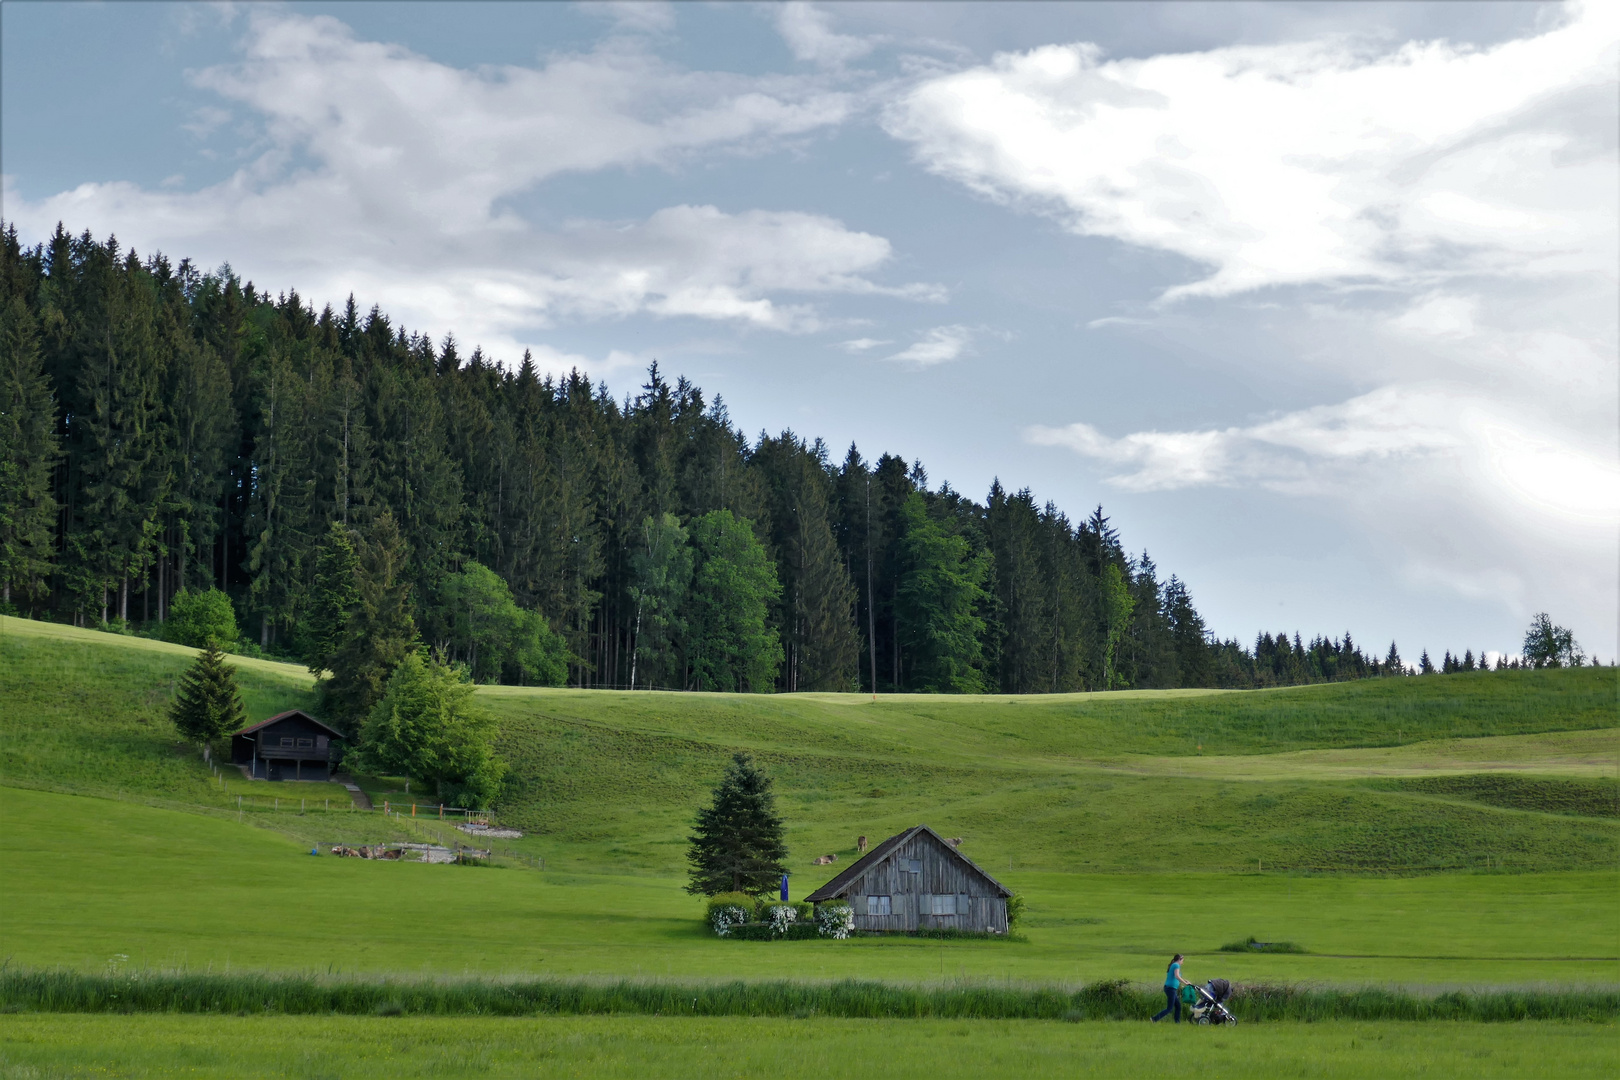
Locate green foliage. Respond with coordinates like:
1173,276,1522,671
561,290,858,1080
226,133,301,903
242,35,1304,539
686,753,789,896
628,514,692,691
1524,613,1583,669
322,512,417,730
704,892,756,920
167,642,247,749
0,294,61,607
896,493,989,693
440,560,568,685
686,511,782,693
1005,893,1026,929
300,521,360,677
5,968,1616,1023
356,649,505,808
162,589,240,649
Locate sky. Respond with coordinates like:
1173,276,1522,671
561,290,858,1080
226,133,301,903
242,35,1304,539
3,1,1616,662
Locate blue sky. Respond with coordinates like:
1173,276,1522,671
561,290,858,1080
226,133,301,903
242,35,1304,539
4,1,1615,661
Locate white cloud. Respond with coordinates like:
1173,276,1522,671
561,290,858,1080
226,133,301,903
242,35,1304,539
838,337,890,352
5,10,929,365
888,1,1618,298
917,2,1618,637
776,2,875,67
886,325,975,366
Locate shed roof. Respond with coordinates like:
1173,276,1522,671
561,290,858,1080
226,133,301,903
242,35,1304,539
234,710,344,739
804,824,1012,902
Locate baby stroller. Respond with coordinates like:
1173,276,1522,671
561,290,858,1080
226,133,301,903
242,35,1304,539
1187,978,1238,1025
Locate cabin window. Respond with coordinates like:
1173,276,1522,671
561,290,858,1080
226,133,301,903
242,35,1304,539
928,894,957,916
866,895,892,916
279,736,294,748
902,859,921,874
296,738,313,749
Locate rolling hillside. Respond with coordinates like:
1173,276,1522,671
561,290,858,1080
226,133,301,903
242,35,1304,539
2,614,1614,877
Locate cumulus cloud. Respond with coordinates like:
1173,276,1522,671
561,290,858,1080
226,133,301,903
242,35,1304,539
4,10,932,366
903,2,1619,636
776,2,875,67
886,324,975,366
888,1,1618,297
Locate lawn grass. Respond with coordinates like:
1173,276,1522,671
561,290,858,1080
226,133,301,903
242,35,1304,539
1,1014,1615,1079
4,787,1615,987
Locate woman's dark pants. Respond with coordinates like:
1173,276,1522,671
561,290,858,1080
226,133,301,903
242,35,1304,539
1152,986,1180,1023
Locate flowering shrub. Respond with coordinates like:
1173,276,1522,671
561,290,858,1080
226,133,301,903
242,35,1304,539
758,902,799,937
815,903,854,940
710,904,750,937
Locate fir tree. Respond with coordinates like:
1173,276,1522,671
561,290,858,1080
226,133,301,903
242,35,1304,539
168,641,247,751
684,752,789,897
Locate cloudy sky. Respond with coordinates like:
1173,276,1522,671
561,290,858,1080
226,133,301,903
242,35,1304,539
4,1,1615,660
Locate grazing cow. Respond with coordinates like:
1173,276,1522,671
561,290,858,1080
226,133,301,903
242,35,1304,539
857,835,868,854
947,837,964,847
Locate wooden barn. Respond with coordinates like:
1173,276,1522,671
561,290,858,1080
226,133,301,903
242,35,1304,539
805,825,1012,933
230,710,343,782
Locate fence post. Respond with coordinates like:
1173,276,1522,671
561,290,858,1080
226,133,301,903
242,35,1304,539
412,803,416,817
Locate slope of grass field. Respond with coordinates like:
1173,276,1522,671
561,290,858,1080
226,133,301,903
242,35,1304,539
2,616,1616,991
6,615,1613,878
4,786,1615,987
4,1014,1614,1080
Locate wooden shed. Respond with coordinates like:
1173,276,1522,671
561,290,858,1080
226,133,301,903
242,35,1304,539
804,825,1012,934
230,710,343,782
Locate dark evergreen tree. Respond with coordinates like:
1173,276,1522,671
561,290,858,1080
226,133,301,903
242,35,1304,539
301,521,360,676
0,294,61,607
321,511,417,728
168,641,247,750
685,752,789,897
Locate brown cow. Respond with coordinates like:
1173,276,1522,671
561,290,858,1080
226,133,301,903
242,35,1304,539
857,836,867,854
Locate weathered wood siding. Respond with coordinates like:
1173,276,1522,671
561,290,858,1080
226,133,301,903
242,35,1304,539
849,831,1008,933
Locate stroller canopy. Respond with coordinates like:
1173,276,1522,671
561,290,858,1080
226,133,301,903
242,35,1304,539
1207,978,1232,1002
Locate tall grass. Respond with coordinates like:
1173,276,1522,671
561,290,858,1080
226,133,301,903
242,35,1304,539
3,970,1613,1023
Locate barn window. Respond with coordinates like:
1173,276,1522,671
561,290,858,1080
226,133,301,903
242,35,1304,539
928,894,957,916
279,737,294,748
866,895,892,916
902,859,921,874
296,738,313,749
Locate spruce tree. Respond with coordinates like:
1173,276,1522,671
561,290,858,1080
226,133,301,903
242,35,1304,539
322,511,417,729
685,752,789,897
301,521,361,676
169,641,247,751
0,295,61,607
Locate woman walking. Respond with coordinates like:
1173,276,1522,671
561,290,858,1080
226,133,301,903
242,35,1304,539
1152,954,1186,1023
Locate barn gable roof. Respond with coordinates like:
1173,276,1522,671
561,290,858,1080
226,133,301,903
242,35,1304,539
804,824,1012,902
234,710,344,740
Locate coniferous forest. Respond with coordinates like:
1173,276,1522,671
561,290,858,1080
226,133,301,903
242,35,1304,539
1,225,1431,725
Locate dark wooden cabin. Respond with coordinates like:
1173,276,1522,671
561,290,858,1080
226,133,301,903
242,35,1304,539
230,710,343,782
805,824,1012,933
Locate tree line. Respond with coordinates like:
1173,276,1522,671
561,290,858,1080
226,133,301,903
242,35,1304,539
1,224,1530,730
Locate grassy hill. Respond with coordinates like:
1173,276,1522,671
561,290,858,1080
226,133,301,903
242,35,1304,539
2,614,1615,878
0,614,1617,1014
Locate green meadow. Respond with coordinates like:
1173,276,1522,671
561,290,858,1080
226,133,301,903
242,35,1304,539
4,1014,1615,1079
1,616,1617,1074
